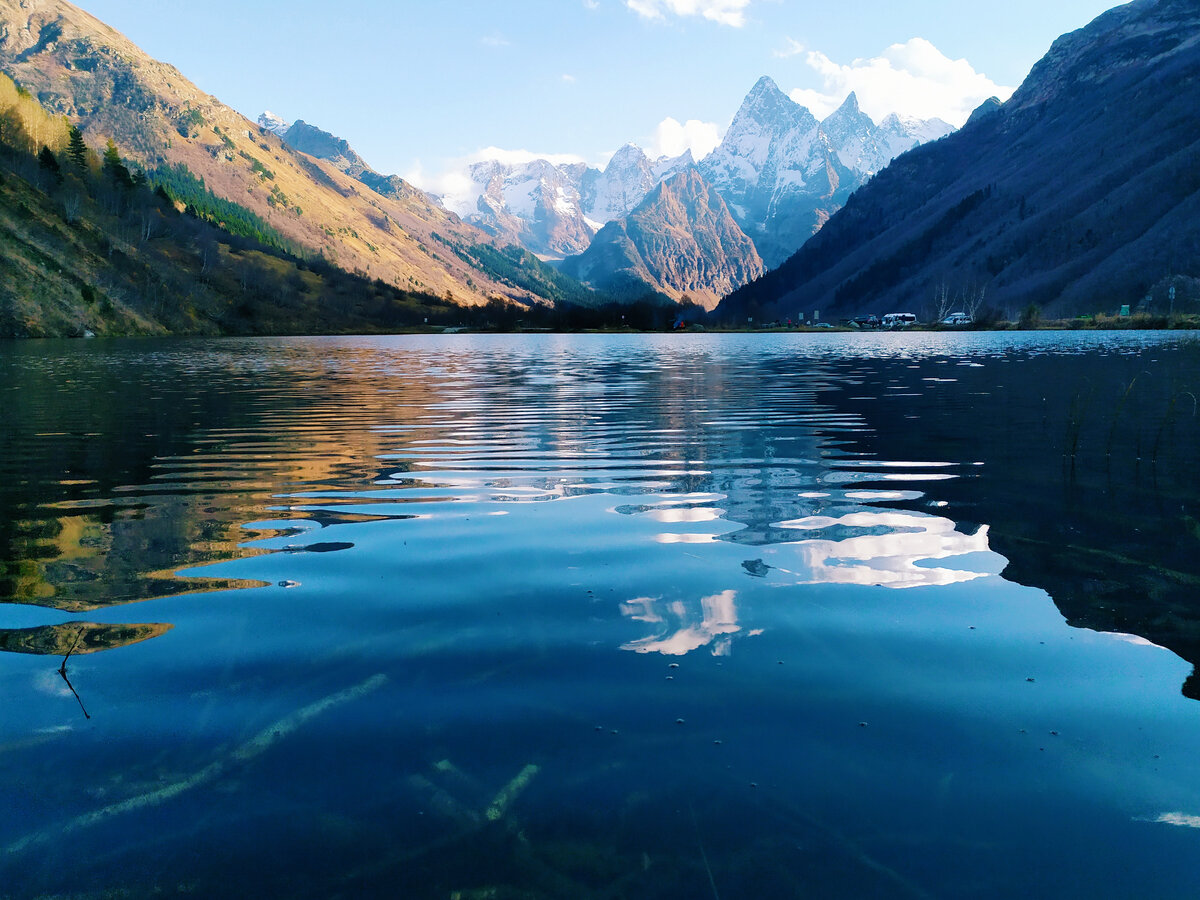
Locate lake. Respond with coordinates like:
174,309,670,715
2,331,1200,898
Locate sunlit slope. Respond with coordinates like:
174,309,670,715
0,0,544,306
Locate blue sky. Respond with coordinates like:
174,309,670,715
78,0,1122,187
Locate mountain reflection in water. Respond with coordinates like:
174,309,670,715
0,621,171,656
3,333,1200,897
1,334,1197,678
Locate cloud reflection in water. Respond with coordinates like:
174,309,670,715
622,590,741,656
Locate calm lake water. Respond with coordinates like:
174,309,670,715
2,331,1200,898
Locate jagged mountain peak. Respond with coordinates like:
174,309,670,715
732,74,817,133
607,143,649,167
836,91,861,115
700,76,957,267
821,92,876,138
745,74,787,103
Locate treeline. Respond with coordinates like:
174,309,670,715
0,72,466,337
150,162,302,257
459,295,699,332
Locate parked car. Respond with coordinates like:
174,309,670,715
881,312,917,329
851,315,880,328
941,312,972,326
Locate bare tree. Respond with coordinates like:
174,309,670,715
933,280,953,322
61,190,83,224
139,206,157,243
964,283,988,320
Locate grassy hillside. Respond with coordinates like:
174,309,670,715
0,72,470,337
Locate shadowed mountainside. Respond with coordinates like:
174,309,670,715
717,0,1200,324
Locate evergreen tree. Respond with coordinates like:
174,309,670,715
65,124,88,169
37,145,61,183
102,138,133,189
102,138,120,170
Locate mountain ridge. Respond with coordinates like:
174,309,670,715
423,81,950,267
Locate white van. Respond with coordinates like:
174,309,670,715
881,313,917,329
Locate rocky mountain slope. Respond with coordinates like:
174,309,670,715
0,0,560,307
560,168,763,308
258,113,425,204
699,78,953,268
717,0,1200,323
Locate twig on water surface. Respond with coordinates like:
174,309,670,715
1105,371,1152,461
58,666,91,721
58,625,85,677
58,626,91,720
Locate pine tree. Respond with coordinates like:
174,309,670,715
102,138,120,171
37,145,61,182
66,124,88,169
102,138,132,189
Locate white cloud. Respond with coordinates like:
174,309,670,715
583,0,600,7
479,33,510,47
626,0,751,27
562,73,577,84
773,37,805,59
786,38,1014,126
646,117,724,160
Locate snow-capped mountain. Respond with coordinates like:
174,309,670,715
699,77,953,267
467,157,595,258
440,144,694,258
820,93,953,178
429,79,949,266
257,111,291,138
